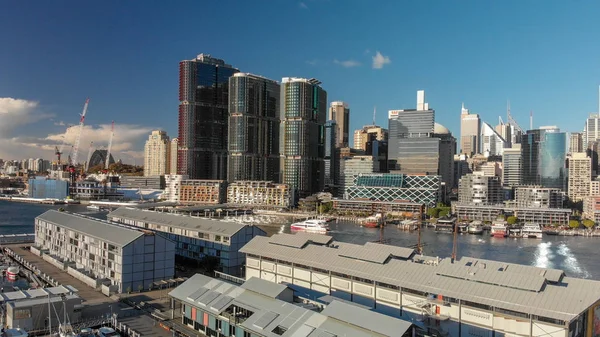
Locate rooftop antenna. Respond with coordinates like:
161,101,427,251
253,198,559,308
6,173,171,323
530,111,533,130
372,106,376,125
506,100,510,123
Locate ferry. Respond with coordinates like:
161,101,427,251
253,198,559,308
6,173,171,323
457,223,469,234
363,213,385,228
435,217,456,234
97,327,121,337
86,205,101,211
522,223,543,239
1,328,28,337
490,220,508,238
467,221,484,234
6,266,19,281
290,219,329,233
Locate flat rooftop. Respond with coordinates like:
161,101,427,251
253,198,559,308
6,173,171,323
108,207,264,237
0,285,78,303
169,274,413,337
37,210,145,247
241,233,600,323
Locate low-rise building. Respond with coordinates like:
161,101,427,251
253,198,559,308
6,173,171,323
345,173,441,206
458,172,503,205
583,196,600,223
514,186,564,208
119,175,165,189
332,198,423,218
180,179,226,204
7,293,82,332
108,208,265,276
241,233,600,337
591,179,600,196
35,211,175,293
453,203,571,225
164,174,188,202
226,181,291,209
28,177,69,199
170,274,414,337
73,180,123,200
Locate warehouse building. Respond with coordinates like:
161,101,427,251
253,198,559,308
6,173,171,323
169,274,415,337
35,210,175,293
240,233,600,337
108,208,265,276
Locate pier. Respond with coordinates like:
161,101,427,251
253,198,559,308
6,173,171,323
0,196,65,205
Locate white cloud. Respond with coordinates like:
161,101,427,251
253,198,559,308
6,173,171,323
0,97,50,135
334,59,361,68
305,59,318,66
372,51,391,69
299,2,308,9
364,49,371,54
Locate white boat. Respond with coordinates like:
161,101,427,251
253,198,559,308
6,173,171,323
490,221,508,238
521,223,543,239
6,266,19,281
97,327,121,337
290,219,329,233
467,221,484,234
86,205,101,210
1,328,28,337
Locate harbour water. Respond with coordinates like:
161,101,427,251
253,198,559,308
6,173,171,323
1,200,597,280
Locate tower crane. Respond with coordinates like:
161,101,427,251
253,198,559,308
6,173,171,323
85,141,94,172
105,121,114,170
70,98,89,167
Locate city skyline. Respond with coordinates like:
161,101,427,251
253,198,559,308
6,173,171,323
2,1,600,162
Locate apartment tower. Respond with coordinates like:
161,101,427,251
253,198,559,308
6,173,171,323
328,101,350,148
460,103,481,156
568,152,592,202
227,73,280,182
178,54,239,179
144,130,170,177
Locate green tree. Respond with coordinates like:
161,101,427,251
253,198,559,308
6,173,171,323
583,219,595,229
438,209,449,217
569,220,581,229
552,223,560,228
427,208,440,218
506,216,518,225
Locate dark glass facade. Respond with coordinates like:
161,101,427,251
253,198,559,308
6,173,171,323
539,131,567,190
178,55,239,179
520,130,541,186
227,74,280,182
281,78,327,198
324,120,339,188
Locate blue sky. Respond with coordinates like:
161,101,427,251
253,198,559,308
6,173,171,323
1,1,600,162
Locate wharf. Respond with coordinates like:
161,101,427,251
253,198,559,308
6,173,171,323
0,196,65,204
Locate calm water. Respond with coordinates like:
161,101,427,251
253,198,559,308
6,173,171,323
1,200,598,280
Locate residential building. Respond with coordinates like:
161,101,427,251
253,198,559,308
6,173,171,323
584,113,600,148
119,175,165,189
345,173,441,206
514,186,564,208
332,199,423,218
458,172,503,205
591,179,600,196
453,203,571,225
502,144,522,187
481,122,507,156
477,161,502,180
144,130,170,177
568,152,592,202
88,149,115,170
281,77,327,198
353,125,388,151
108,208,265,276
460,103,480,155
28,177,69,199
179,179,226,204
178,54,239,180
328,101,350,147
170,274,414,337
435,123,457,189
35,211,175,293
73,180,123,200
570,132,584,153
539,127,567,190
164,174,188,202
227,73,280,182
453,154,471,190
169,137,178,174
226,181,291,208
341,156,377,197
583,196,600,223
242,233,600,337
495,122,512,148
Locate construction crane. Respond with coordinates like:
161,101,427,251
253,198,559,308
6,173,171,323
85,141,94,172
54,146,62,165
70,98,90,167
506,100,524,133
105,121,114,170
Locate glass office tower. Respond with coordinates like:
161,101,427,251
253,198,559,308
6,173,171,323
227,73,280,182
178,54,239,179
539,128,567,190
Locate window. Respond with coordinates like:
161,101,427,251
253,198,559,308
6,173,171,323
215,235,221,242
14,309,31,319
223,236,229,243
216,250,221,257
272,326,287,335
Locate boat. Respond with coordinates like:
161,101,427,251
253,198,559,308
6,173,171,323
77,328,94,337
86,205,101,210
1,328,28,337
544,228,560,236
467,221,484,234
435,217,456,233
97,327,121,337
522,223,543,239
6,266,19,281
457,223,469,234
508,227,522,238
290,219,329,233
363,213,384,228
490,220,508,238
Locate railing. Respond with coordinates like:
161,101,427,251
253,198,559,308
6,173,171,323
214,271,245,285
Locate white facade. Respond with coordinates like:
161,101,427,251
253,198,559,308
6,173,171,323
460,103,480,156
341,156,377,198
164,174,187,202
568,152,591,202
584,113,600,148
226,181,291,208
169,138,178,174
481,122,506,156
144,130,170,177
502,144,521,187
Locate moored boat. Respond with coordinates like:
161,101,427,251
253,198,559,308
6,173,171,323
458,223,469,234
490,220,508,238
522,223,543,239
362,213,385,228
290,219,329,233
6,266,19,281
435,217,456,234
467,221,484,234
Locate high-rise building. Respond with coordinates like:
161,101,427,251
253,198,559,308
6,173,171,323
502,144,521,187
514,186,564,208
453,154,472,190
568,152,591,202
227,73,280,182
328,101,349,148
144,130,170,177
169,138,178,174
324,120,339,188
495,122,512,149
539,126,567,190
341,156,378,197
481,122,507,156
281,77,327,198
521,130,542,186
435,123,457,190
584,114,600,148
458,172,503,205
178,54,239,179
460,103,480,156
353,125,388,151
569,132,583,153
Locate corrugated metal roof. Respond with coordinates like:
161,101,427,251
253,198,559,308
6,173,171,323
240,234,600,322
169,274,412,337
268,233,332,248
108,207,258,236
240,277,288,298
37,210,143,247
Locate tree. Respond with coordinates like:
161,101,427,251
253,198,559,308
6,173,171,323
427,208,440,218
137,284,144,293
438,209,449,217
583,219,595,229
506,216,518,225
569,220,581,229
552,223,560,228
